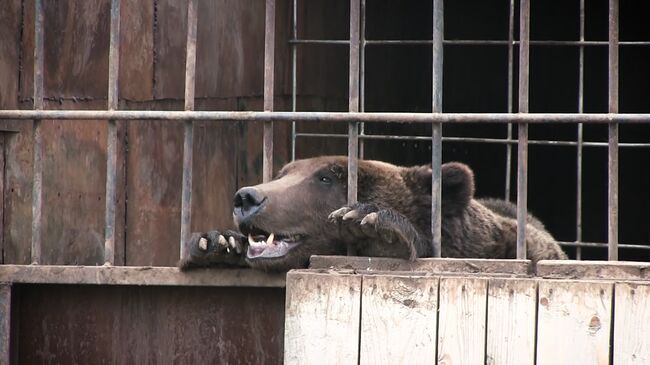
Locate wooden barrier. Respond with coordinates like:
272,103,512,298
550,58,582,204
285,259,650,365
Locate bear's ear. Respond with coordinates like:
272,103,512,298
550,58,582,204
441,162,475,215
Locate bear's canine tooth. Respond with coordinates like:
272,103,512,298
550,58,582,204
248,234,256,247
198,237,208,251
267,233,275,246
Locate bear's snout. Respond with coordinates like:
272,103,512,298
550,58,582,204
233,187,266,222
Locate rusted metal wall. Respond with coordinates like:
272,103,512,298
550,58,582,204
14,285,285,364
0,0,324,266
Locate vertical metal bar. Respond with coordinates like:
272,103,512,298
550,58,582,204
263,0,276,182
505,0,515,200
516,0,530,260
104,0,121,265
608,0,619,261
31,0,44,265
576,0,585,260
431,0,444,258
359,0,366,159
291,0,297,161
0,284,11,364
347,0,360,256
180,0,198,259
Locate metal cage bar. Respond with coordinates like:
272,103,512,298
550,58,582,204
291,39,650,47
505,0,515,201
31,0,45,265
180,0,198,260
290,0,297,162
608,0,619,261
516,0,531,260
347,0,361,256
359,0,366,159
263,0,276,183
576,0,585,260
2,110,650,123
431,0,444,258
104,0,121,265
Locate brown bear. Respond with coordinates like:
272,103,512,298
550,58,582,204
179,156,567,272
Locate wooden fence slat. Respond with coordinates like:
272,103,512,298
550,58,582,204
536,280,613,365
437,277,488,365
613,282,650,364
284,271,361,365
486,278,537,365
359,275,438,365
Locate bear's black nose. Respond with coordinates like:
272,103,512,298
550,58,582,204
233,187,266,221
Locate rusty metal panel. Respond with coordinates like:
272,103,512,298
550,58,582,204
15,285,285,364
20,0,111,100
0,0,21,110
119,0,154,101
4,115,124,265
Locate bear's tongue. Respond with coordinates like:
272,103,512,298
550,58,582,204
246,233,299,259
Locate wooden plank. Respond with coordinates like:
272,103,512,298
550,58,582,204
437,277,488,364
16,284,285,364
359,275,438,364
536,280,613,365
284,270,361,365
0,265,285,287
310,255,531,276
486,278,537,365
613,282,650,364
0,284,10,365
537,260,650,280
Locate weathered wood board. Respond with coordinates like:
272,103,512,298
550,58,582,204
284,270,361,365
359,275,438,365
437,276,488,365
536,280,613,365
16,284,285,364
613,282,650,364
486,278,537,365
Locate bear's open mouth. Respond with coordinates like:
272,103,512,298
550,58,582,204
244,228,304,260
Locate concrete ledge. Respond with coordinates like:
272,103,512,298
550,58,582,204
309,256,532,277
536,260,650,281
0,265,286,287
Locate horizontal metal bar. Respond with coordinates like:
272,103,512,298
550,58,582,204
2,110,650,123
294,133,650,147
0,265,286,287
293,39,650,47
558,241,650,251
289,39,350,45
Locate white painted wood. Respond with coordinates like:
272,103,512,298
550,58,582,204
437,277,488,365
284,270,362,365
486,278,537,365
359,275,438,365
536,280,613,365
613,282,650,364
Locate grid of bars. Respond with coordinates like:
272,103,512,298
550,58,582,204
287,0,650,258
3,0,650,266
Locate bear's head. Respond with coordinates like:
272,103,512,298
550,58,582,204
232,156,475,271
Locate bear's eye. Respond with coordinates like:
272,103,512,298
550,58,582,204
319,176,332,184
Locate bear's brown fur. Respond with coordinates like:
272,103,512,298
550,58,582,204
179,156,567,272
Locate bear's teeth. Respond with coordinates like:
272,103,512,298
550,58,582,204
248,234,269,248
267,233,275,246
